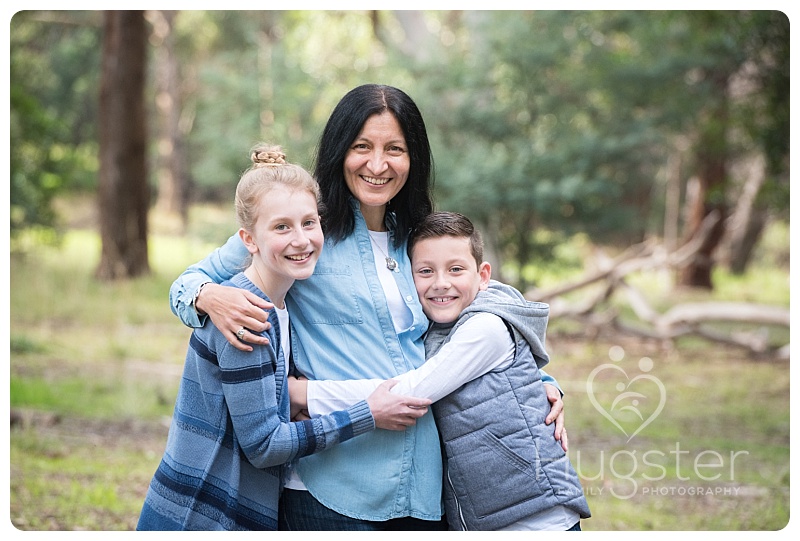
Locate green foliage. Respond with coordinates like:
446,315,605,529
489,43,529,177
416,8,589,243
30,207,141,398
10,10,789,286
411,11,788,289
10,60,64,233
424,11,667,232
10,11,102,237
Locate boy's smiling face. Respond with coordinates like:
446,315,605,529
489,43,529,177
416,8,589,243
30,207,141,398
411,235,491,324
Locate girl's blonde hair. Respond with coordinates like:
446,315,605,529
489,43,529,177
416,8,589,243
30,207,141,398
234,143,321,231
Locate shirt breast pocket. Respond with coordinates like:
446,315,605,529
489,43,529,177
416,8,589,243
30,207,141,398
293,264,364,325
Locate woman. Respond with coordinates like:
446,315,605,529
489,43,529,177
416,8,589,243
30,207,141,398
169,85,565,530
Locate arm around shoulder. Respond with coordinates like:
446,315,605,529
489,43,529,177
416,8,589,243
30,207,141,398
169,233,250,327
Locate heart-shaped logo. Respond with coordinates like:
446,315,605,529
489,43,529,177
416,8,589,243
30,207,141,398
586,356,666,442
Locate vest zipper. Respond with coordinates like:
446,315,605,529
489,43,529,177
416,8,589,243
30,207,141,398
446,468,469,531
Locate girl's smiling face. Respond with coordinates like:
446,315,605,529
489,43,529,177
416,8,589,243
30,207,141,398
242,184,324,292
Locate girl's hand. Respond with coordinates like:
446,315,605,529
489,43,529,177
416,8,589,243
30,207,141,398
288,376,309,421
366,380,432,431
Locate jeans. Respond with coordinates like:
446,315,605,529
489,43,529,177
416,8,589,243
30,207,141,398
279,489,448,531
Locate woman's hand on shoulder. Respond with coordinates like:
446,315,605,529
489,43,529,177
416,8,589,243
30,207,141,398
196,283,273,351
366,380,432,431
544,383,568,452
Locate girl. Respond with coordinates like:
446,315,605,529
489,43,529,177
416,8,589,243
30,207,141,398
136,144,430,531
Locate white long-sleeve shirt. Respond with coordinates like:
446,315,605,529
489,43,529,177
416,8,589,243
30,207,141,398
307,312,579,530
308,313,514,411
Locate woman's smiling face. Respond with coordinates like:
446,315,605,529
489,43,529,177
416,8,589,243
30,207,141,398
343,112,410,230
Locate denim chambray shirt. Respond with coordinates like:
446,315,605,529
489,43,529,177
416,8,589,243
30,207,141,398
169,200,444,522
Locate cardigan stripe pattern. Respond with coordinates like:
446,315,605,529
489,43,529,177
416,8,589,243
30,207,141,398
137,273,375,531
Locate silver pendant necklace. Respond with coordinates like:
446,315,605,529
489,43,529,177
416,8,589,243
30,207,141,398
369,234,400,272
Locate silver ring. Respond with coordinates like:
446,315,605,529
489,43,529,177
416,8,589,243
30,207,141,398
236,327,246,340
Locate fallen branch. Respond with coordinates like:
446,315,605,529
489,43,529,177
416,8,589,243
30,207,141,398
658,302,790,329
525,211,788,359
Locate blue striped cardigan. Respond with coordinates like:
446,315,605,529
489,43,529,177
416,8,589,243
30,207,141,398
137,273,375,530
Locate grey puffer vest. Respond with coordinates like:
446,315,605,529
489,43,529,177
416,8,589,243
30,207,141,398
426,281,591,531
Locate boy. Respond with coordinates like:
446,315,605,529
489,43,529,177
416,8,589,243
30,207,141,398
294,211,591,530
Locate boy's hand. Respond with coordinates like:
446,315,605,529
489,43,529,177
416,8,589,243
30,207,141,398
544,383,568,452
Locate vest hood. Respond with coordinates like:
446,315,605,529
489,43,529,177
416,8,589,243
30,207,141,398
461,280,550,370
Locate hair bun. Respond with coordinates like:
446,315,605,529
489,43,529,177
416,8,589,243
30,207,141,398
251,145,287,167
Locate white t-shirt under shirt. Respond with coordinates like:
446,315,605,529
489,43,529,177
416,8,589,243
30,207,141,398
368,230,413,332
275,304,290,366
276,304,308,491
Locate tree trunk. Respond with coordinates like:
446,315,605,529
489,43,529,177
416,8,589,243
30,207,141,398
677,74,729,289
372,11,435,62
151,10,189,229
515,211,535,292
476,215,505,284
728,210,767,275
677,157,727,289
663,152,683,251
96,11,150,280
722,154,767,275
257,12,279,135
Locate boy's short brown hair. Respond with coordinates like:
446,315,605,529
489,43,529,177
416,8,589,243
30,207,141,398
409,211,484,266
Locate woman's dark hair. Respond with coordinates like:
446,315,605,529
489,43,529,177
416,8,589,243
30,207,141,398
312,84,434,247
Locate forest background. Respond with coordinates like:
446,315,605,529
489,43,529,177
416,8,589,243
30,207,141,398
6,9,793,532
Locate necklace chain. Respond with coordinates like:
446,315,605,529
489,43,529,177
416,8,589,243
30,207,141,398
369,234,400,272
251,262,285,308
253,263,268,294
253,262,267,295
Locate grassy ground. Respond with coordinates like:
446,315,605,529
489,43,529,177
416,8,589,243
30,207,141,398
6,201,791,531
